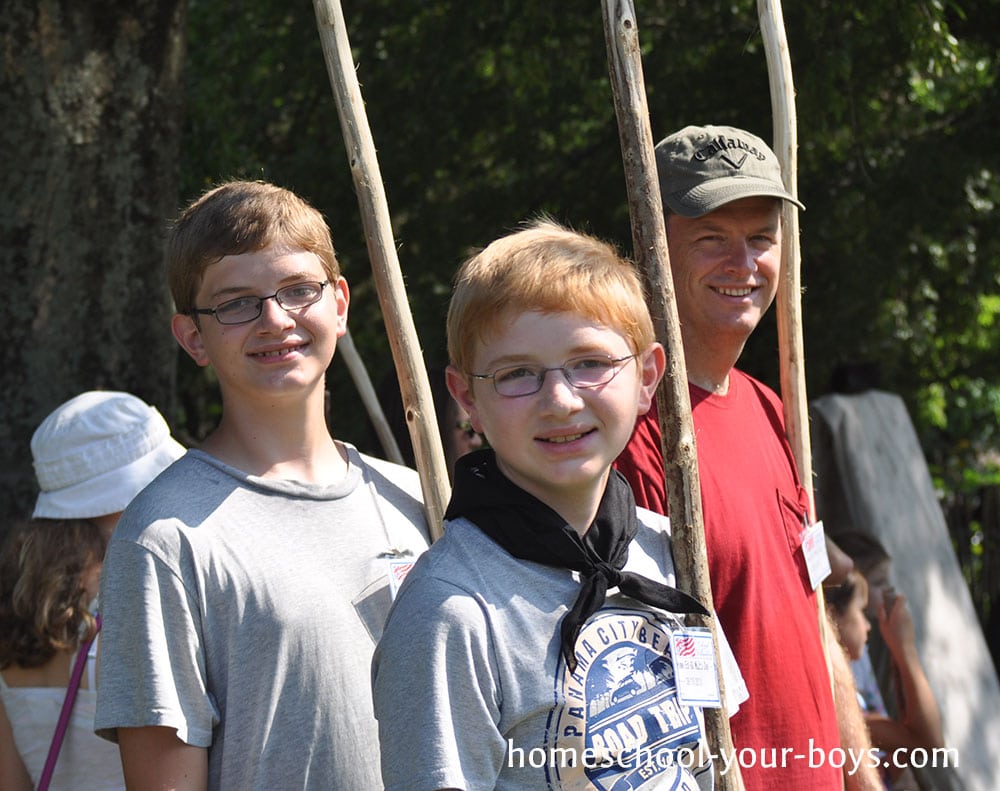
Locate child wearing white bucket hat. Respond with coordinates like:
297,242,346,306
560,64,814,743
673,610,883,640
31,390,186,525
0,391,184,791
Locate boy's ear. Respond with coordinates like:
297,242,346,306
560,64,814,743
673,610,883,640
446,365,482,431
636,343,666,415
331,277,350,339
171,314,212,368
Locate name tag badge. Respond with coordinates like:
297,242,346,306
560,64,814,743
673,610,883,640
802,519,832,590
669,627,722,709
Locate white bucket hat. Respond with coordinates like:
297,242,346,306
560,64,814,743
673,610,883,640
31,391,186,519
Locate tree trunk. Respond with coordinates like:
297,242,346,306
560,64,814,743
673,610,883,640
0,0,187,529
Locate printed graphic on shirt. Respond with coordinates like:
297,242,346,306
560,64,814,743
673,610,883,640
543,608,706,790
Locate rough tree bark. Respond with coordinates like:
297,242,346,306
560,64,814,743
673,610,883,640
0,0,187,529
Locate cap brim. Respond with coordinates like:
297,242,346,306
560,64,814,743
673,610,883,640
665,177,806,218
32,438,185,519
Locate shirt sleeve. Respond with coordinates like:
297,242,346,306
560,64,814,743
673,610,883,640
95,533,219,747
716,616,750,716
372,575,506,791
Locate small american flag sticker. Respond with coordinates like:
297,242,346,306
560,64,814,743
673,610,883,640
674,634,697,657
387,559,415,600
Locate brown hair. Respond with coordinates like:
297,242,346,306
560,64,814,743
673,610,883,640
446,219,654,374
824,570,869,617
166,180,341,315
0,519,105,669
832,529,891,578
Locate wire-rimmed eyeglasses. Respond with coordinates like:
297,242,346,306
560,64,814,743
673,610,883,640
191,280,329,325
469,354,637,398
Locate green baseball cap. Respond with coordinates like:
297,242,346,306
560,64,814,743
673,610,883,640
655,124,805,217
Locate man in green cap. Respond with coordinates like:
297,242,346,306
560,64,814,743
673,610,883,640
616,124,880,790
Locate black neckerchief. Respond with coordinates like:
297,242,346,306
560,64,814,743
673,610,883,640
445,449,708,672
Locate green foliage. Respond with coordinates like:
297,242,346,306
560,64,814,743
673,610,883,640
179,0,999,607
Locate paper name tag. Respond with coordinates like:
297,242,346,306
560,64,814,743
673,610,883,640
803,520,832,590
669,627,722,709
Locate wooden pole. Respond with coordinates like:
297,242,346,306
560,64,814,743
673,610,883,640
757,0,835,684
601,2,742,787
338,329,405,466
757,0,811,516
312,0,449,540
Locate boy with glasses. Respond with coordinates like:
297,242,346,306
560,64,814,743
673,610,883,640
372,220,745,790
95,180,429,789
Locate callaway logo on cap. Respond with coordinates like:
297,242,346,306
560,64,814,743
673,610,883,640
654,124,805,217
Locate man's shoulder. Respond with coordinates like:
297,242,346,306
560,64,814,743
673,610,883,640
731,367,780,401
730,369,788,437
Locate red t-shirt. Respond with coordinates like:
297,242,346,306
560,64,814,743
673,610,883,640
616,370,842,789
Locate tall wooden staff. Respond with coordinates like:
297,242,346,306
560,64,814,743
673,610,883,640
757,0,835,681
338,329,405,466
602,2,742,787
312,0,449,539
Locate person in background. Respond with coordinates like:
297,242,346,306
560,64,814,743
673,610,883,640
375,363,485,482
614,124,880,789
94,180,430,790
830,530,945,788
833,530,895,719
0,390,185,791
826,570,875,669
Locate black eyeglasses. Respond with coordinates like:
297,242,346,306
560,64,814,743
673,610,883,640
191,280,329,325
470,354,637,398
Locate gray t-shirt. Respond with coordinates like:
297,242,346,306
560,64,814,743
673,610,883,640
372,510,746,791
96,445,429,790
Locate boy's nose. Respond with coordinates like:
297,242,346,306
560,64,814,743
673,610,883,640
538,370,583,410
257,296,296,330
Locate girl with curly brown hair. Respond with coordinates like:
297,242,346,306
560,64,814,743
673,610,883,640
0,391,183,790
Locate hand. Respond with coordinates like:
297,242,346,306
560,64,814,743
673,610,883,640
878,590,916,656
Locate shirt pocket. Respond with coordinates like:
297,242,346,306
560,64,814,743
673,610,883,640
776,487,811,590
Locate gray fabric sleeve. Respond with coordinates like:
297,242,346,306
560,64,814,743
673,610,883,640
373,576,505,791
95,536,218,746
